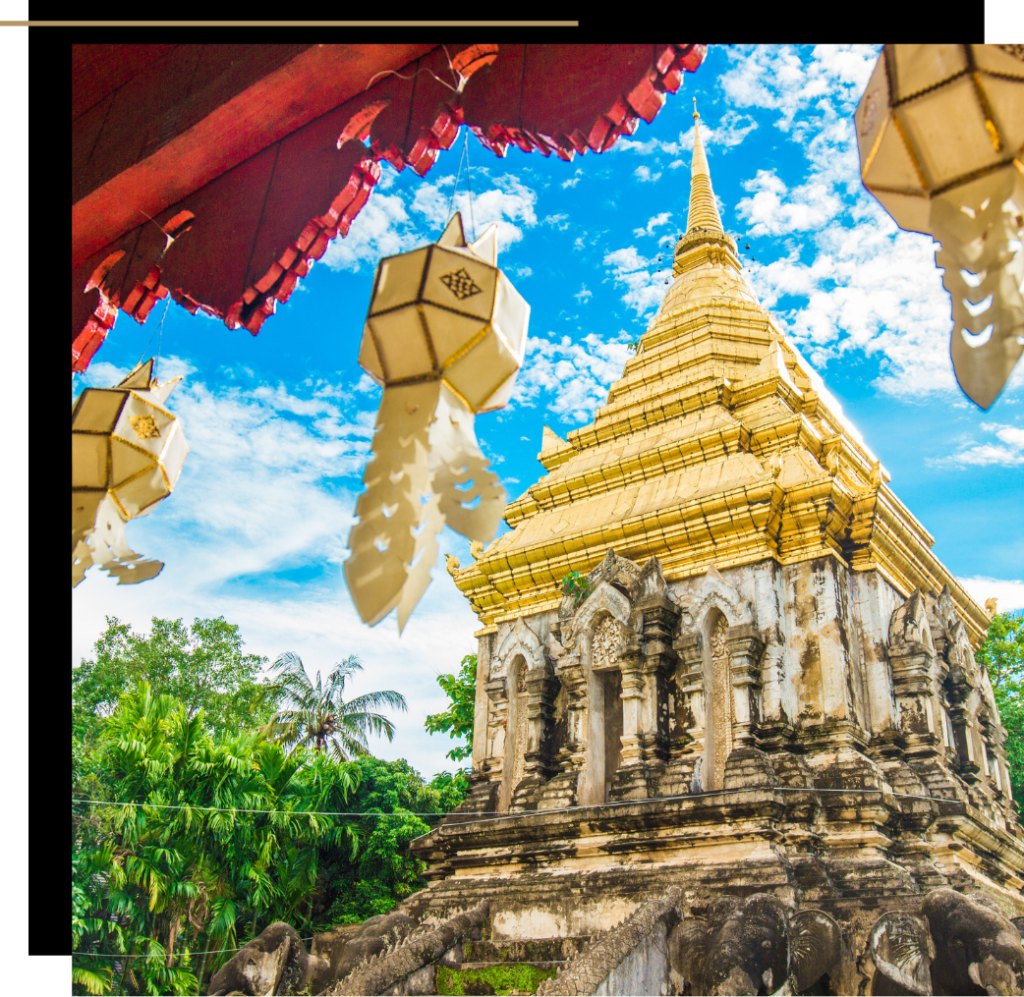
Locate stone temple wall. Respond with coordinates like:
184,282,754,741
465,551,1015,836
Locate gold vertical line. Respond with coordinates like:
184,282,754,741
970,72,1004,153
861,113,889,178
891,110,930,191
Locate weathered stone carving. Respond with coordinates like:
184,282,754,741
887,586,1015,825
868,888,1024,995
330,901,489,996
591,616,622,671
668,894,841,996
536,887,682,996
675,565,757,638
207,921,331,996
492,617,546,679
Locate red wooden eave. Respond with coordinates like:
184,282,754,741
72,43,707,373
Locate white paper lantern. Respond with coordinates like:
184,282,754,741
72,358,189,587
345,213,530,632
856,44,1024,408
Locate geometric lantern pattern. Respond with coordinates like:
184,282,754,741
72,358,189,587
345,212,530,632
856,44,1024,408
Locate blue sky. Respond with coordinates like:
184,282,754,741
72,44,1024,780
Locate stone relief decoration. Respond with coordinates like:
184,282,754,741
558,549,643,626
592,615,627,671
866,889,1024,996
564,578,636,650
675,564,756,637
709,614,733,792
887,586,1012,820
889,589,935,655
669,893,841,996
503,661,530,810
491,616,545,680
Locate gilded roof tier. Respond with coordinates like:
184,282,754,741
451,109,990,644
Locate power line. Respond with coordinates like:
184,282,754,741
72,938,314,959
73,797,462,817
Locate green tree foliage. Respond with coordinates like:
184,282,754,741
316,757,467,925
262,652,408,761
424,654,477,761
73,616,274,745
978,610,1024,806
72,620,467,996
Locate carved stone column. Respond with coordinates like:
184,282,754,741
610,637,648,800
484,677,509,808
637,597,678,767
674,633,705,763
727,624,764,749
537,653,586,809
511,669,561,811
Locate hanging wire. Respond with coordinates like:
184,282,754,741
134,293,172,372
73,797,462,818
444,132,469,230
464,128,477,242
72,939,315,959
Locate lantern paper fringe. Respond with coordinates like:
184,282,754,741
344,381,504,633
933,169,1024,409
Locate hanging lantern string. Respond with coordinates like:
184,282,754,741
464,127,476,242
444,130,469,230
135,294,172,376
364,44,464,94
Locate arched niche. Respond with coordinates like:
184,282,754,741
500,654,530,812
578,612,630,806
674,567,761,793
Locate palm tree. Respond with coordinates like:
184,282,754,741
262,652,407,761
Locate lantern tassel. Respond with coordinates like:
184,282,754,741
72,493,164,587
933,169,1024,409
344,381,505,632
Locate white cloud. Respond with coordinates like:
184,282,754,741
575,284,593,303
749,212,959,396
321,192,422,273
928,422,1024,468
675,110,759,152
561,169,583,189
545,213,570,231
511,264,533,278
409,172,539,252
603,246,667,316
634,165,662,184
633,212,673,238
719,44,878,134
513,332,630,424
957,577,1024,613
72,368,480,778
736,169,843,237
322,171,540,272
617,136,681,156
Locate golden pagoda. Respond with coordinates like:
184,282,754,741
395,107,1024,997
453,106,989,645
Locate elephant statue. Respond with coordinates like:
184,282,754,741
868,888,1024,995
668,893,841,995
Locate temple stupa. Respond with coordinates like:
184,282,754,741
400,108,1024,996
207,108,1024,997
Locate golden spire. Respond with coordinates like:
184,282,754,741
686,99,724,233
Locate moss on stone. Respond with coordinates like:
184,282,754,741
435,962,556,995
